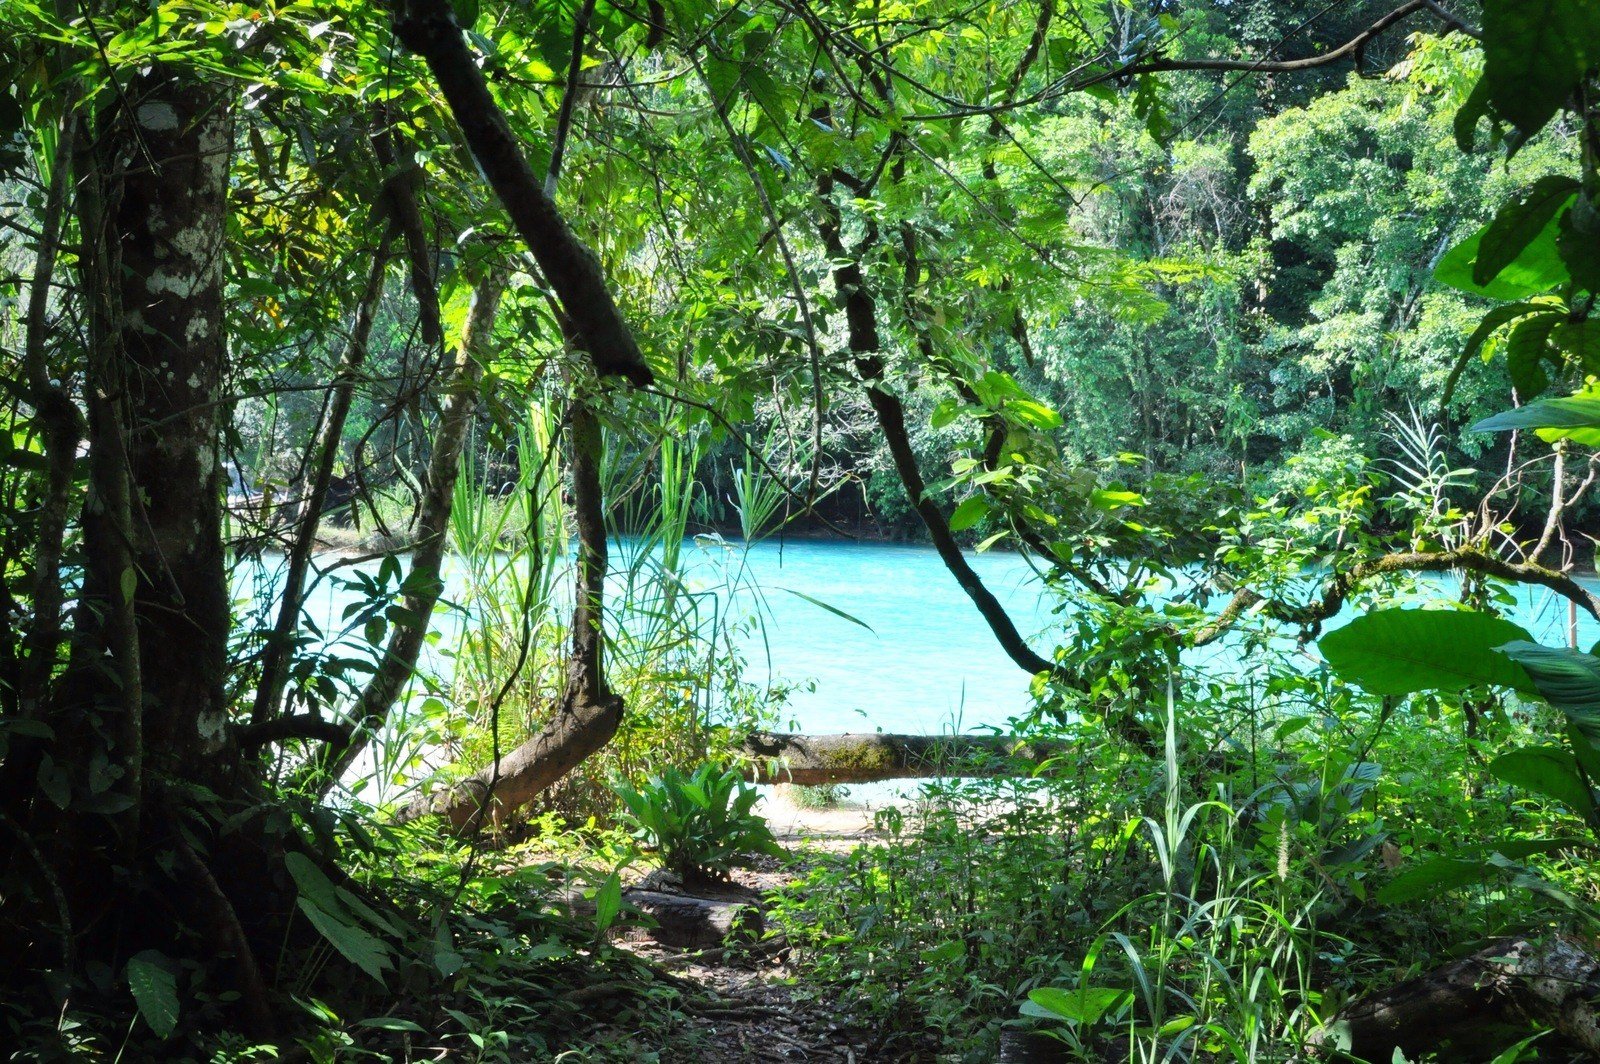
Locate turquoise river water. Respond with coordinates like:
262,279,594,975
256,536,1600,739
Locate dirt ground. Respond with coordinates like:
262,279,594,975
612,789,915,1062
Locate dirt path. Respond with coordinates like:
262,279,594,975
615,791,911,1062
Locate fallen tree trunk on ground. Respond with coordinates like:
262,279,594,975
1315,935,1600,1060
621,890,763,949
403,731,1070,829
567,881,764,949
738,732,1074,785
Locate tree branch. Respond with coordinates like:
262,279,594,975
235,714,351,751
1188,546,1600,647
394,0,653,386
1096,0,1435,81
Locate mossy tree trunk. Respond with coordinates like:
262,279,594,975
0,66,280,1035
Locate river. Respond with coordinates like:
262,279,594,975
247,536,1600,740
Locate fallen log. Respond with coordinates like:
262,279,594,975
623,889,764,949
1315,935,1600,1060
738,732,1074,786
567,886,764,949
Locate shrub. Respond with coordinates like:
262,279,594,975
612,764,784,883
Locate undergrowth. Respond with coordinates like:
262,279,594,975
768,673,1564,1062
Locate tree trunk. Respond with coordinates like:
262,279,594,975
1316,935,1600,1060
0,66,283,1035
616,890,763,949
108,71,235,781
739,732,1075,785
40,68,236,829
311,267,507,788
397,399,623,832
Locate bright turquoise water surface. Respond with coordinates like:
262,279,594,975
257,537,1600,737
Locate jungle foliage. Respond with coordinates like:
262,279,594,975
7,0,1600,1059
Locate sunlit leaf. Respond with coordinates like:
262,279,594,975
1319,609,1534,695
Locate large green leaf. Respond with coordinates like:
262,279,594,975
1553,320,1600,375
1436,219,1569,300
1495,641,1600,743
1474,177,1580,285
1505,313,1563,396
948,496,990,532
1377,856,1491,904
1489,746,1596,815
126,951,179,1038
592,871,623,935
1377,837,1588,903
1318,609,1534,696
1022,985,1132,1025
297,899,393,983
1560,193,1600,292
1461,302,1548,364
1482,0,1600,140
1470,396,1600,434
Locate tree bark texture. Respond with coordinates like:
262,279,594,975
739,732,1074,785
107,70,234,776
1317,935,1600,1060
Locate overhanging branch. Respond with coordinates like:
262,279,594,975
393,0,653,386
1189,547,1600,647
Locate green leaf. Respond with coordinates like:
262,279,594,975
357,1017,427,1033
127,951,180,1038
1505,313,1562,395
778,588,875,632
1560,192,1600,291
1495,641,1600,743
1489,746,1596,815
1453,74,1492,152
1318,609,1534,696
1553,320,1600,375
1005,398,1063,429
1089,489,1145,510
297,899,393,983
930,398,964,429
1023,986,1131,1025
284,851,341,912
1474,177,1580,285
1489,1032,1549,1064
1461,302,1546,363
120,567,137,606
948,496,990,532
1481,0,1600,141
1435,221,1569,300
1470,396,1600,433
592,872,623,935
703,56,741,106
1377,856,1490,903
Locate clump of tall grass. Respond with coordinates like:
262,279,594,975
436,411,790,827
1025,702,1322,1063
